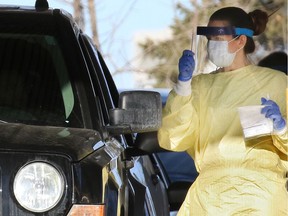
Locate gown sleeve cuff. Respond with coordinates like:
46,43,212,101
174,79,192,96
274,125,287,136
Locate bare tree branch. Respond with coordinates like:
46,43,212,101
88,0,100,50
73,0,85,31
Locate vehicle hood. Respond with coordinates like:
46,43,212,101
0,123,103,161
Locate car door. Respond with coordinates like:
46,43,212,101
80,35,170,216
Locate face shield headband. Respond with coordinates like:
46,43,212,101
197,26,254,38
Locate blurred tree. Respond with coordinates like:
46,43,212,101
73,0,85,31
63,0,100,49
87,0,100,49
137,0,287,88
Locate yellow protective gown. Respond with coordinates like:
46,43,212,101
158,65,288,215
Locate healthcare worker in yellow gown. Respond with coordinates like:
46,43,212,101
158,7,288,215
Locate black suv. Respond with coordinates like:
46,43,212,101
0,1,198,215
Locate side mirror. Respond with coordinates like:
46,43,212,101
107,91,162,134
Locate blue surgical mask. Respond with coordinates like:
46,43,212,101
207,37,242,67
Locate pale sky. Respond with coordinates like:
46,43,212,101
0,0,180,89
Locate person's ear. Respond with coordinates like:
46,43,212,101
238,35,247,47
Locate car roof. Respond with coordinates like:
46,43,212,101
0,3,51,12
0,3,81,36
0,4,65,15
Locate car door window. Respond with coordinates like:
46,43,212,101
156,151,198,183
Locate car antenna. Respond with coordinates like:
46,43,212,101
35,0,49,11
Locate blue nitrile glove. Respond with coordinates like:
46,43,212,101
261,98,286,131
178,50,195,81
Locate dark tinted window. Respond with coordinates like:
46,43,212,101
157,151,198,183
0,33,81,127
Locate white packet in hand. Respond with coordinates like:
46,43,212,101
238,105,273,139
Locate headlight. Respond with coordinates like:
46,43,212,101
13,162,64,212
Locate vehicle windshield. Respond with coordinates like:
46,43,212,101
0,32,77,126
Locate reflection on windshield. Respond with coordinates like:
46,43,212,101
0,34,75,126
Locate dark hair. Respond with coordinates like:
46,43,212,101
209,7,268,54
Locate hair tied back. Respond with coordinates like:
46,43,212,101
248,9,269,36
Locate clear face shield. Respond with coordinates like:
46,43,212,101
192,26,254,75
192,33,212,75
